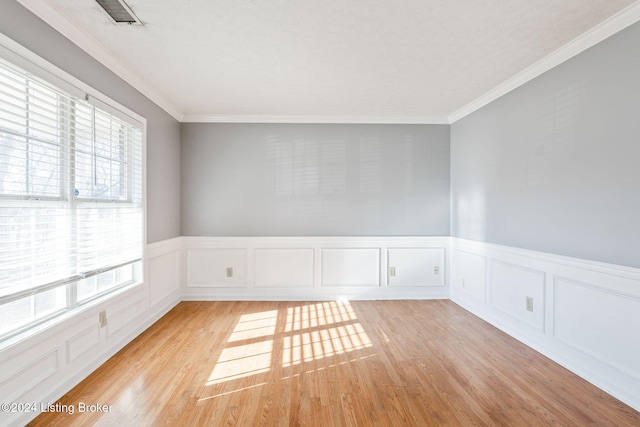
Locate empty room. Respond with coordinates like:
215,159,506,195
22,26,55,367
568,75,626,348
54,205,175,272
1,0,640,425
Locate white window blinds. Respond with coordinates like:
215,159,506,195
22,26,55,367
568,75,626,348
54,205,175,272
0,56,143,338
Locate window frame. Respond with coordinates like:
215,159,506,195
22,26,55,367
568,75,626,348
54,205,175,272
0,33,147,342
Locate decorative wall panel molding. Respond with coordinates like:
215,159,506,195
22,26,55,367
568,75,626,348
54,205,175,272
0,348,58,404
186,248,247,288
321,248,380,287
451,237,640,412
181,236,450,300
66,323,101,363
490,260,546,331
5,234,640,426
0,238,182,426
554,276,640,381
106,296,146,338
148,246,181,304
255,248,315,288
387,248,445,287
452,249,487,302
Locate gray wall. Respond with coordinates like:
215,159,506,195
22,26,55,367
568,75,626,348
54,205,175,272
451,22,640,268
0,2,181,243
182,123,450,236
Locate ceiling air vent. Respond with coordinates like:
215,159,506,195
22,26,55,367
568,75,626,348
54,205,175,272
95,0,142,24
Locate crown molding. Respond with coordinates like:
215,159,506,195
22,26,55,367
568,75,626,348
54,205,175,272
17,0,184,122
17,0,640,126
448,1,640,124
181,114,450,125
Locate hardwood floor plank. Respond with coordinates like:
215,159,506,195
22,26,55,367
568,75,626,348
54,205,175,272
27,300,640,426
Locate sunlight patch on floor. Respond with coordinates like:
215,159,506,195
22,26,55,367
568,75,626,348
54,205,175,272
282,323,372,366
207,340,273,385
227,310,278,342
285,300,358,332
283,301,372,366
204,300,373,392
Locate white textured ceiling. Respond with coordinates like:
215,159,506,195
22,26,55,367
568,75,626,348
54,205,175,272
18,0,640,122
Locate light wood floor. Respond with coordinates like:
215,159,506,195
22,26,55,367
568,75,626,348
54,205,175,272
29,300,640,426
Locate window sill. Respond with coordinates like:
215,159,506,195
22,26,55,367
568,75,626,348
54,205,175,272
0,280,144,353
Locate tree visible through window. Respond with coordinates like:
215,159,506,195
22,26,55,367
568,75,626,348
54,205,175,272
0,55,143,339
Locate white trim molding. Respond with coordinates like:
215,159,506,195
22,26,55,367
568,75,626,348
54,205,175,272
17,0,640,126
450,237,640,412
0,239,182,426
16,0,184,122
181,236,451,301
448,1,640,123
180,114,450,125
3,234,640,425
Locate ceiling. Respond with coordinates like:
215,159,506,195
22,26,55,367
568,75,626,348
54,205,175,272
17,0,640,123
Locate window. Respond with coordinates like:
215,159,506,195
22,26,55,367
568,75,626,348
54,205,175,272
0,55,144,339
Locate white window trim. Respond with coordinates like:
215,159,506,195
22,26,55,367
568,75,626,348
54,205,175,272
0,31,147,342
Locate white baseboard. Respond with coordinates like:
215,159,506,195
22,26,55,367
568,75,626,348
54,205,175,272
450,237,640,412
182,287,450,301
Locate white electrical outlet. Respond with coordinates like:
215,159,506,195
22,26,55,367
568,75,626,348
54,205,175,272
434,266,439,275
389,267,396,277
226,267,233,278
526,297,534,312
99,311,107,327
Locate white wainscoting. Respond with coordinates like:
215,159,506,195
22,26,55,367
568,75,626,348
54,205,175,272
186,248,247,287
388,248,445,287
146,237,182,309
6,234,638,425
181,236,450,300
321,248,380,287
255,248,315,288
451,237,640,412
0,237,182,427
